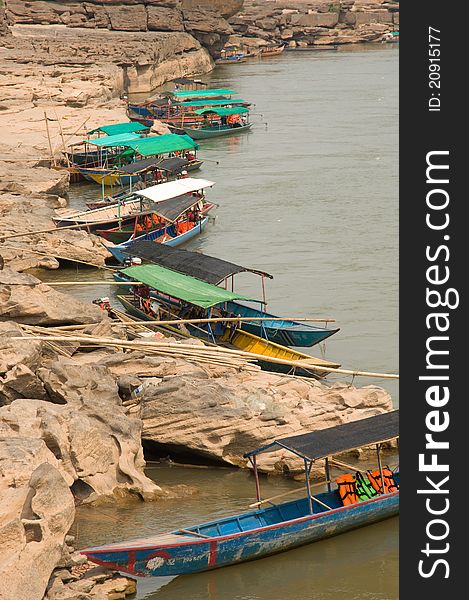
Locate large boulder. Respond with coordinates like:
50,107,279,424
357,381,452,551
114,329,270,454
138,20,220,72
0,356,162,502
0,268,105,325
0,440,75,600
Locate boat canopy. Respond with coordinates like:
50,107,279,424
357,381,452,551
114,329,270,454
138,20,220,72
179,99,248,108
122,264,260,309
244,410,399,460
126,134,198,156
136,177,215,203
85,133,142,148
195,107,250,117
172,77,207,86
144,194,202,223
88,122,149,136
121,241,273,285
115,156,189,175
169,89,236,99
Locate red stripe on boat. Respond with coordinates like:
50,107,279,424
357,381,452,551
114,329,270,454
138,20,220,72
209,541,217,567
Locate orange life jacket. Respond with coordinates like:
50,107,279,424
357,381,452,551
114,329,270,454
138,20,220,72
336,474,359,506
366,467,398,494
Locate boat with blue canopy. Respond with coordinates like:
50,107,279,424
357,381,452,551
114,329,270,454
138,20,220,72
81,411,399,577
114,241,339,347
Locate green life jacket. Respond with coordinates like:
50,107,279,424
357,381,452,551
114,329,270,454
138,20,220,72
355,471,378,501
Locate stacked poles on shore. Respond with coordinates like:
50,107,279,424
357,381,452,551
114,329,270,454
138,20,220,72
16,326,399,380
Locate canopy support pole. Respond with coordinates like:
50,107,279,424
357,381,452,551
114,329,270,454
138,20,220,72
376,443,385,494
325,457,332,492
261,274,266,306
304,459,313,514
250,456,261,503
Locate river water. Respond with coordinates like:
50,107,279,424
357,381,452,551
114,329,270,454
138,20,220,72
60,43,398,598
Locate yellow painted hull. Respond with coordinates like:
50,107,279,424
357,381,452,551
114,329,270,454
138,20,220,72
88,172,121,186
220,327,340,371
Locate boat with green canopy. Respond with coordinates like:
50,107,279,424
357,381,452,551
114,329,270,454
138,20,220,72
74,133,201,187
180,107,252,140
115,264,340,376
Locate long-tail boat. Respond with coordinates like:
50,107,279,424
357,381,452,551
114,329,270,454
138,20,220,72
53,177,215,229
77,134,200,187
180,107,252,140
105,198,216,257
115,241,339,348
260,44,285,57
112,263,340,375
81,411,399,577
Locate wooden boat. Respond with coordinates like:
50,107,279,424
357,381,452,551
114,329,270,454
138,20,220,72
112,261,339,376
260,44,285,56
81,411,399,577
108,217,210,261
183,123,252,140
53,177,215,228
113,242,339,348
97,199,215,245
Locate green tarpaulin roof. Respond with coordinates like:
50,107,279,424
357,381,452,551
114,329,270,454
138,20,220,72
88,122,149,136
122,264,259,309
125,134,198,157
179,99,248,108
86,133,141,148
195,107,250,116
170,89,236,98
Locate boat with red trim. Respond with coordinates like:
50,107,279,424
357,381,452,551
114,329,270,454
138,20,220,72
81,411,399,577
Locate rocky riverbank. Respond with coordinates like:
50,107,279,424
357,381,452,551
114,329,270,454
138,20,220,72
228,0,399,50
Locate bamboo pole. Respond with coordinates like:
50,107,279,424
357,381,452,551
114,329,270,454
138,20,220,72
0,245,114,271
248,480,331,508
12,334,399,379
44,112,55,166
177,529,211,539
0,217,139,241
328,458,368,475
46,281,143,287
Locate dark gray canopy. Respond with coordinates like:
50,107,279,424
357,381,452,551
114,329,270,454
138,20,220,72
121,241,274,285
244,411,399,461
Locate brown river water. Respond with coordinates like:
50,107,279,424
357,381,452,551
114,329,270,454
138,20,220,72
42,43,399,598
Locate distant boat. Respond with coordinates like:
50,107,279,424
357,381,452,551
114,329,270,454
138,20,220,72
81,411,399,577
216,46,247,64
260,44,285,56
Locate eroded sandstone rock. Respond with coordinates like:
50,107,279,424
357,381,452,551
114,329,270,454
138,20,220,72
0,268,105,325
138,367,393,471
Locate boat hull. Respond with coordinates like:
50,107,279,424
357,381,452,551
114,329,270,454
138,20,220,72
226,301,339,347
183,123,252,140
82,491,398,577
107,217,209,263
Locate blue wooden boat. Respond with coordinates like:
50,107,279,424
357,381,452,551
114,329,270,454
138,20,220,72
108,217,209,262
111,242,338,348
81,411,399,577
